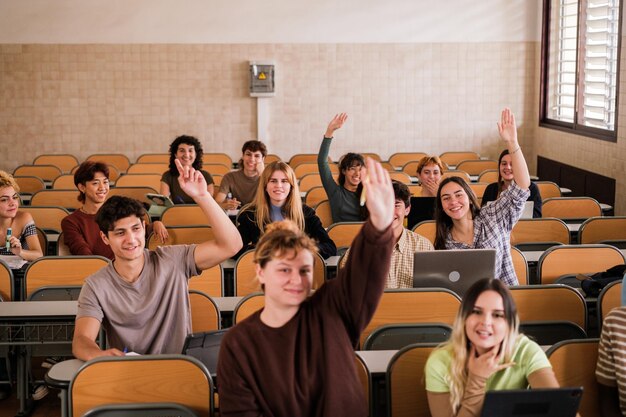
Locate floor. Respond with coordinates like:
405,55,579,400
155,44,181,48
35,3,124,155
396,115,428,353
0,357,61,417
0,389,61,417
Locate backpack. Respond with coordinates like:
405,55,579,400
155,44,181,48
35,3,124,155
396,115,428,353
580,264,626,297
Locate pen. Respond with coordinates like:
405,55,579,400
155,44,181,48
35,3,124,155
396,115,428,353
6,228,11,250
123,346,128,354
360,181,367,207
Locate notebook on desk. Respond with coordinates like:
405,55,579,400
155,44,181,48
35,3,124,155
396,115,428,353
413,249,496,297
481,387,583,417
407,197,436,229
520,201,534,219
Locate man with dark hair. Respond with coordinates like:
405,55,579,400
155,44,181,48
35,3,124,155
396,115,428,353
341,180,433,288
61,161,167,259
215,140,267,209
72,160,242,360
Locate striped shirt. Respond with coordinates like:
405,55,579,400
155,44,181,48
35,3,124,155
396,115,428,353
597,306,626,414
445,181,529,286
340,228,434,289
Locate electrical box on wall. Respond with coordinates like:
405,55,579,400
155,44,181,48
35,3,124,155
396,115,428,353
250,60,275,97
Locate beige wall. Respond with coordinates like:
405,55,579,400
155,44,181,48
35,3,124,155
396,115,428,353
2,1,623,214
0,42,539,169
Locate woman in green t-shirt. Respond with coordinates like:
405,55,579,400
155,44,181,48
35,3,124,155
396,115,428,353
424,278,560,417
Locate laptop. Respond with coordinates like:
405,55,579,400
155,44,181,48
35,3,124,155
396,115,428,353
483,200,534,219
407,197,436,229
413,249,496,297
481,387,583,417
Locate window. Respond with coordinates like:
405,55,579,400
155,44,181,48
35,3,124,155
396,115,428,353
540,0,622,141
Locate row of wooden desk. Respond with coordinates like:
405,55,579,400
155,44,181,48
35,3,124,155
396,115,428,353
0,299,397,417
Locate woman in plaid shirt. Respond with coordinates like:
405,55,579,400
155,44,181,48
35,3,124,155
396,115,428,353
433,109,530,286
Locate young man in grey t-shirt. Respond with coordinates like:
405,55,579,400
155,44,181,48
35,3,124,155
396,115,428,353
72,159,243,361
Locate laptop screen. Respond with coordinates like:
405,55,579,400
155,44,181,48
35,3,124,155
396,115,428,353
481,388,583,417
407,197,436,230
413,249,496,297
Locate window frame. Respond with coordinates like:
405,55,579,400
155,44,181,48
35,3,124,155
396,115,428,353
539,0,623,142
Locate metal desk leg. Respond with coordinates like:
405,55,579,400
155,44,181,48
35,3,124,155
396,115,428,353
15,346,33,417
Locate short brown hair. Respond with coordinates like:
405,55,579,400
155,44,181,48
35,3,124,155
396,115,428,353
416,155,444,175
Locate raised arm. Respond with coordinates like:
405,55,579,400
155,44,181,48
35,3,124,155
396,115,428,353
175,159,242,270
317,113,348,195
497,108,530,190
327,158,394,341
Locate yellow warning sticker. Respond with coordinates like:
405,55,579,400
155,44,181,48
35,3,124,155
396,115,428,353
258,72,266,80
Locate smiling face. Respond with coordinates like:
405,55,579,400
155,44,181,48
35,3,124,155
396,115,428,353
0,186,19,219
78,172,109,205
440,181,471,221
266,169,292,207
499,154,514,183
100,215,145,262
176,143,197,167
342,163,363,190
392,198,410,237
465,290,508,355
242,149,264,176
256,249,314,310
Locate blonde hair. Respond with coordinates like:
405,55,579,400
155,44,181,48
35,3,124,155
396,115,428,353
438,279,519,412
416,156,444,176
253,220,318,269
0,170,19,193
241,161,305,234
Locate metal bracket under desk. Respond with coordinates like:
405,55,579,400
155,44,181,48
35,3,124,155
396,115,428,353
0,321,75,346
0,302,76,417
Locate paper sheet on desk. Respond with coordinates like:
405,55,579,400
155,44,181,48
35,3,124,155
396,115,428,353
0,255,27,269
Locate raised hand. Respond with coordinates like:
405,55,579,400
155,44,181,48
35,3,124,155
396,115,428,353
175,158,210,200
324,113,348,138
497,108,518,146
467,345,515,379
362,157,394,232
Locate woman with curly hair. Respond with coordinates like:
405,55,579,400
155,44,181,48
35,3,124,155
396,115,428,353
0,170,43,260
160,135,214,203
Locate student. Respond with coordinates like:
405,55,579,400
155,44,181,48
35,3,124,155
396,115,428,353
406,155,445,228
215,140,267,210
72,159,242,360
481,149,542,218
62,161,168,260
425,278,559,417
417,155,444,197
433,109,530,286
596,306,626,416
0,170,43,261
160,135,214,203
236,161,336,259
217,158,394,417
317,113,367,223
340,180,433,288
